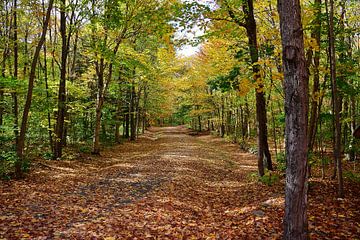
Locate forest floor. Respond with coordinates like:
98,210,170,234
1,126,360,239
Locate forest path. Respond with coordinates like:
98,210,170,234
1,126,359,239
1,126,284,239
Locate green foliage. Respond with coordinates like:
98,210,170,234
275,151,286,172
259,171,280,186
79,145,92,154
248,171,280,186
207,67,240,92
0,151,17,179
43,152,54,160
343,171,360,183
0,151,28,179
344,138,360,156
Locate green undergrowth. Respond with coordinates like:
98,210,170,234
248,170,281,186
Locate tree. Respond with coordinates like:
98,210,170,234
326,0,344,197
307,0,322,152
15,0,54,177
277,0,309,238
53,0,68,159
219,0,273,175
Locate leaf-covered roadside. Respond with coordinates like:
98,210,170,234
1,126,359,239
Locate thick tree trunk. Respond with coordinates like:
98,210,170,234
278,0,309,238
15,0,54,177
54,0,67,159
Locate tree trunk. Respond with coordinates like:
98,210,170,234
242,0,272,174
136,95,141,137
0,2,9,128
307,0,322,152
350,96,356,161
54,0,67,159
115,81,122,143
220,98,225,137
278,0,309,238
43,25,53,152
15,0,54,177
142,86,148,133
130,83,136,141
12,0,19,145
125,98,130,139
92,58,105,154
327,0,344,197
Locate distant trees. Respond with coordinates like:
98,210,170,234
0,0,359,209
0,0,176,177
174,0,359,196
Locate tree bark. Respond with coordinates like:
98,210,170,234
278,0,309,238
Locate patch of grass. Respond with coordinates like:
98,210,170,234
248,171,280,186
259,171,280,186
79,145,92,154
343,171,360,183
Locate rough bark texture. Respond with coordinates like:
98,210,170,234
277,0,309,238
16,0,54,177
